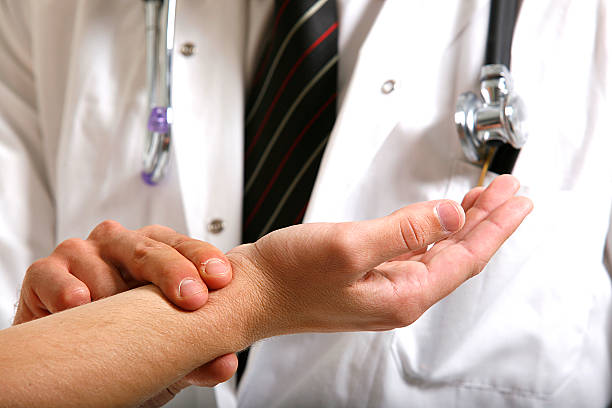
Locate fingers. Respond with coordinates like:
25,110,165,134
53,239,129,300
327,199,465,273
89,221,209,311
17,258,91,322
461,186,484,211
19,219,230,324
140,354,238,408
457,175,520,238
13,285,48,325
184,353,239,387
12,296,37,325
139,225,232,290
424,195,533,303
30,263,92,313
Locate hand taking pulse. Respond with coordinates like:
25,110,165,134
2,175,532,408
13,223,236,407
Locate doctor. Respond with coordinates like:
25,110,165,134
0,0,610,407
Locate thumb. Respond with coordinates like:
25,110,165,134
325,200,465,274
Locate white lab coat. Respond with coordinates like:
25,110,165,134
0,0,610,407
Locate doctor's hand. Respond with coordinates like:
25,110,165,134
228,175,532,339
14,222,233,323
13,222,237,401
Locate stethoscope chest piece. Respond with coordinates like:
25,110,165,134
455,64,527,164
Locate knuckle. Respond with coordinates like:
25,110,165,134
140,224,175,236
132,239,195,283
55,286,90,311
162,258,197,280
158,262,181,278
132,238,166,265
176,238,220,262
457,242,488,280
55,238,88,255
25,258,61,287
140,224,192,250
399,216,427,250
152,224,175,234
88,219,124,241
25,259,48,279
328,224,361,271
173,237,198,252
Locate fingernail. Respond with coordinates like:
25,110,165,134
202,258,228,277
435,201,462,232
178,278,204,298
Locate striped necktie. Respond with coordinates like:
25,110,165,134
242,0,338,244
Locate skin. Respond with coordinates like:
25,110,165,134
13,224,238,405
4,175,532,408
13,223,233,320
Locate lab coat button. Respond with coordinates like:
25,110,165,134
208,219,224,234
381,80,396,94
180,42,196,57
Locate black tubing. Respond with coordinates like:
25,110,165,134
486,0,521,174
484,0,520,66
489,144,521,174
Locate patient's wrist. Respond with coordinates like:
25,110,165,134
188,250,277,357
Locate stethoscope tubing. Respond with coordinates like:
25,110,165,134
485,0,520,66
141,0,523,184
142,0,176,185
485,0,522,174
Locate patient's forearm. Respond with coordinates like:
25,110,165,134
0,278,258,408
0,177,531,407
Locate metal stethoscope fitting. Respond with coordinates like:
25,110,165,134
455,64,527,164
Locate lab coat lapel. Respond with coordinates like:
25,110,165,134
165,1,206,240
170,1,246,245
305,0,487,222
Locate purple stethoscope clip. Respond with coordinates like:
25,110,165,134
141,171,157,186
142,0,177,185
142,106,170,185
147,106,169,134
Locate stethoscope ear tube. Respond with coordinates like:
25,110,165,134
485,0,520,67
142,0,176,185
485,0,522,175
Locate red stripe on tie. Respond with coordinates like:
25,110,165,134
244,92,337,229
246,21,338,158
293,203,309,225
252,0,293,86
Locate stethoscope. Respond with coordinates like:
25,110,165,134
141,0,527,186
142,0,176,185
455,0,527,186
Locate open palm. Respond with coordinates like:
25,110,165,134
232,175,532,337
